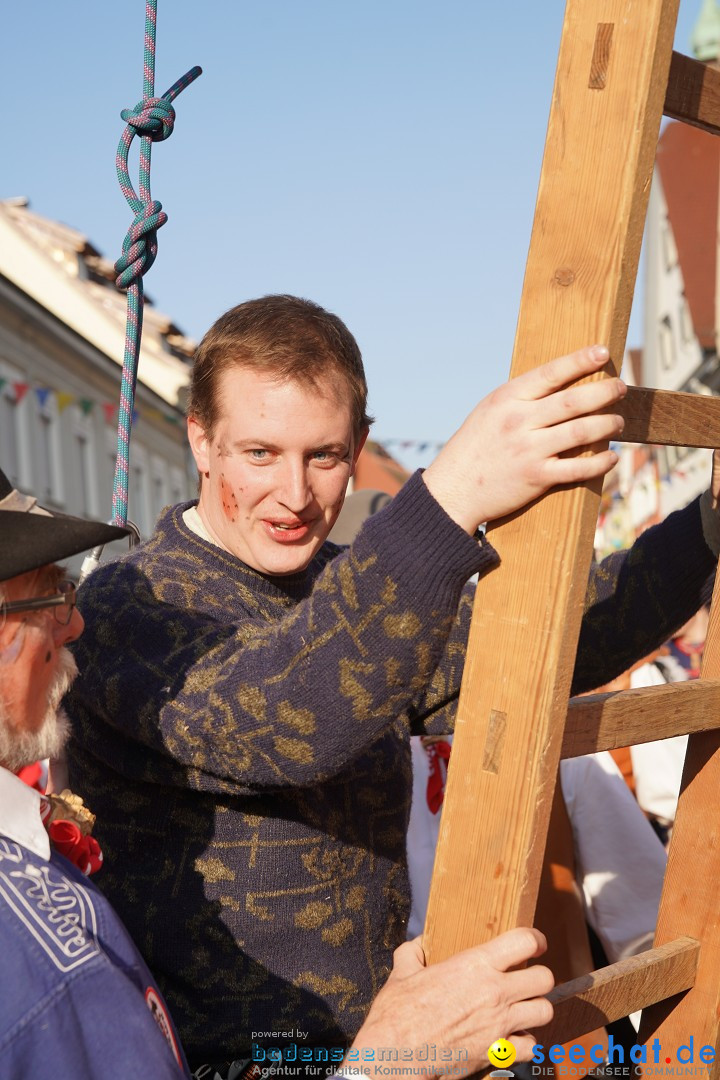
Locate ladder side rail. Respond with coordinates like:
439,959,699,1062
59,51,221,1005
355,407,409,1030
638,571,720,1071
424,0,681,965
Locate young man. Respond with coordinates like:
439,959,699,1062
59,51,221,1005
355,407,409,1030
0,466,556,1080
64,295,719,1072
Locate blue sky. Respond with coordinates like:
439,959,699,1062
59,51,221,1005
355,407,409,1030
1,1,705,470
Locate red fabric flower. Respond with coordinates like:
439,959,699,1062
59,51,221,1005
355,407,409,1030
47,819,104,876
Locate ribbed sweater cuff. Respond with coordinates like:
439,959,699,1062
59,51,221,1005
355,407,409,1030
354,470,499,605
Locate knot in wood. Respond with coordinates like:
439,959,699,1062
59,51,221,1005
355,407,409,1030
554,267,576,287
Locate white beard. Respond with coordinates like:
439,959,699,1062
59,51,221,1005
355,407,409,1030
0,648,78,772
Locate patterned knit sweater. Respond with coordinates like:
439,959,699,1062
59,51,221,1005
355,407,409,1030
65,472,715,1065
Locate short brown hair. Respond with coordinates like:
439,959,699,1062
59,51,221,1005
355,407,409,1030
188,295,373,438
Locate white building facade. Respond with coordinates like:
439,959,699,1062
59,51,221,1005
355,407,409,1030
0,199,195,564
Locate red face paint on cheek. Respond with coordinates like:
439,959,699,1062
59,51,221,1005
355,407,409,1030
219,475,238,521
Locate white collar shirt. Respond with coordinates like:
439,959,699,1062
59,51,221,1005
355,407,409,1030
0,766,50,860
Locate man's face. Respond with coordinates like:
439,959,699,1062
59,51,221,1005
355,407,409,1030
188,367,367,576
0,566,84,771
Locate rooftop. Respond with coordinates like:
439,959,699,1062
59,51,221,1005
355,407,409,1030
0,197,195,408
655,121,720,351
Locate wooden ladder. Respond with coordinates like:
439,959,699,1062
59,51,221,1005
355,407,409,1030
423,0,720,1068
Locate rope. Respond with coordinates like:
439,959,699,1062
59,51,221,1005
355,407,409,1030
111,0,201,527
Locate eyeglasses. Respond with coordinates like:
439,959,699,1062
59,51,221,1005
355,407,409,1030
0,581,77,628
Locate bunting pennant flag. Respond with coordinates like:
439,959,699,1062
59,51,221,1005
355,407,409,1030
379,438,446,455
0,378,183,433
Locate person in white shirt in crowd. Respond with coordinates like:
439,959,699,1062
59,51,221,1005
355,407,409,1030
630,604,710,844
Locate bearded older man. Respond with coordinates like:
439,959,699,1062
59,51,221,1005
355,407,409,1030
0,465,557,1080
0,468,193,1078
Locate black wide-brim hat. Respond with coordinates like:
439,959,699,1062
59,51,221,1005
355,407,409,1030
0,468,129,582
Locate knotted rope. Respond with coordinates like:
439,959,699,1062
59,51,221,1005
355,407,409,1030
111,0,201,527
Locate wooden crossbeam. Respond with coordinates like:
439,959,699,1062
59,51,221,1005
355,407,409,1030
423,0,681,964
562,680,720,758
617,386,720,448
665,50,720,135
536,938,699,1048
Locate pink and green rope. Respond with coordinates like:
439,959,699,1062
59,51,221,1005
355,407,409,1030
111,0,201,527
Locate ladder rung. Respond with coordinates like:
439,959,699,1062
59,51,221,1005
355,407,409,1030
665,50,720,136
562,679,720,759
535,938,699,1047
616,386,720,448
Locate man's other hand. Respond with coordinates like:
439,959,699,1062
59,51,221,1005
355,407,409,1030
423,345,625,533
342,926,554,1080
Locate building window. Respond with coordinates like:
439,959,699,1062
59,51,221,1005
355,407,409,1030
150,456,170,523
130,446,151,537
169,465,187,506
34,391,63,506
662,445,677,476
661,222,678,272
660,443,692,478
104,429,126,523
72,406,98,517
0,367,31,491
37,411,53,502
679,295,695,345
658,315,675,372
0,384,21,488
76,431,91,513
106,429,117,490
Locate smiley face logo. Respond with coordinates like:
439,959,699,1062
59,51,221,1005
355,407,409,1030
488,1038,517,1070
